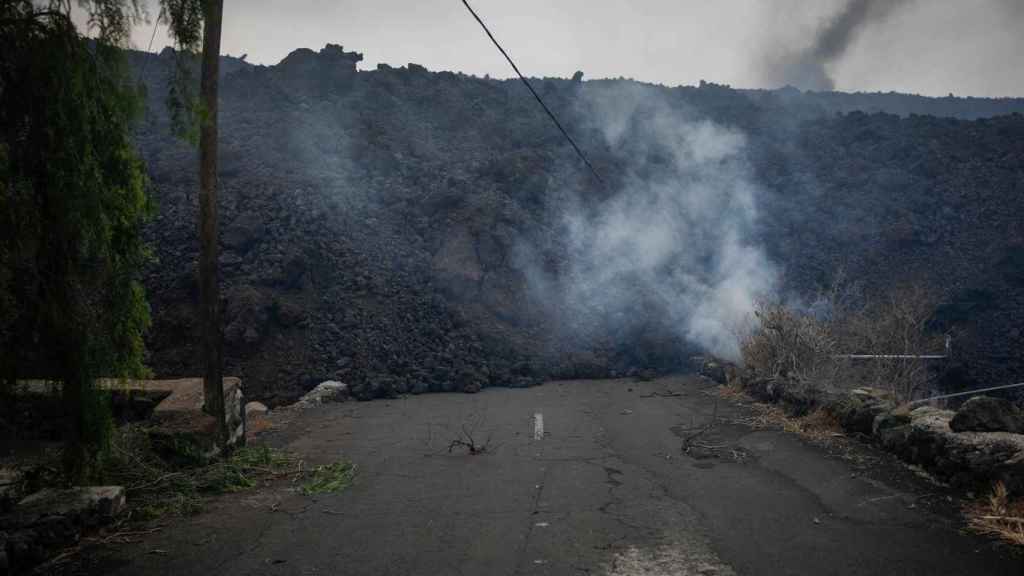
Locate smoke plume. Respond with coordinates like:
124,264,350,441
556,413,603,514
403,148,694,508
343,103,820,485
764,0,913,91
541,83,777,362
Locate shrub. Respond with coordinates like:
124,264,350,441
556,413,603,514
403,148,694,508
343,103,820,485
99,426,300,519
839,284,946,402
739,282,945,403
739,301,838,383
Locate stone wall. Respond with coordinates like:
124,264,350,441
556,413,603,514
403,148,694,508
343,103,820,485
720,366,1024,497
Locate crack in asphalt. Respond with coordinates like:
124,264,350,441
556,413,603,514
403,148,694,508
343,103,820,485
209,516,276,574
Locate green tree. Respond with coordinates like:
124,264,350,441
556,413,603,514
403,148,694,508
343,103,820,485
0,0,152,479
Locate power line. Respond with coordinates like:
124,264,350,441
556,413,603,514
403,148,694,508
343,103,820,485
137,11,161,79
907,381,1024,406
459,0,604,185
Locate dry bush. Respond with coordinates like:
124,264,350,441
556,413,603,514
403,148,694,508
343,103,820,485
794,408,844,439
966,482,1024,547
433,413,494,456
838,283,946,402
738,281,945,403
738,301,839,384
447,424,492,455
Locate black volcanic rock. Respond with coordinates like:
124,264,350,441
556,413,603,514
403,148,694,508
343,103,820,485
128,45,1024,403
950,396,1024,433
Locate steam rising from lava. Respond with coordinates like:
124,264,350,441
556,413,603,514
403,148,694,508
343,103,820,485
545,82,777,362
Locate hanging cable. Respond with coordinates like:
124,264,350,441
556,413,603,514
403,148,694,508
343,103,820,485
136,9,161,79
459,0,605,185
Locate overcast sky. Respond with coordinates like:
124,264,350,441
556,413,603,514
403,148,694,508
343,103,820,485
122,0,1023,98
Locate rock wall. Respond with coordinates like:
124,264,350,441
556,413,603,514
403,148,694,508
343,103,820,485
730,370,1024,496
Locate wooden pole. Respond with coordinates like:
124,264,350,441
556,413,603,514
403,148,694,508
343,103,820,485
199,0,227,448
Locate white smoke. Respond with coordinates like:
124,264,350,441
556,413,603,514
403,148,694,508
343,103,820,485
555,82,776,362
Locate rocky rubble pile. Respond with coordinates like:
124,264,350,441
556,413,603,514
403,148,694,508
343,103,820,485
129,46,1024,403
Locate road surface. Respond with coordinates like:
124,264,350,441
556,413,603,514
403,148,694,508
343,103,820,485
87,376,1021,575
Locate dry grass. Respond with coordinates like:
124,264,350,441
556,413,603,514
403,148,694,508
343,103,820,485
713,385,843,443
793,408,844,440
965,482,1024,547
714,381,748,402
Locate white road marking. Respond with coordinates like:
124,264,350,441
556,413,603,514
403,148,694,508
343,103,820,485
533,412,544,440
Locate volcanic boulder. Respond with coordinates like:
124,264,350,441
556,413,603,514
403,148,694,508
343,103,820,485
950,396,1024,434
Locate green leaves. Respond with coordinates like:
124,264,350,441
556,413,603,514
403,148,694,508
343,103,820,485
300,461,358,495
0,1,155,475
160,0,205,143
159,0,204,51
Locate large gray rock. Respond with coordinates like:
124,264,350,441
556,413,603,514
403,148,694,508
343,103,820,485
295,381,349,407
245,401,269,416
877,406,1024,494
949,395,1024,433
827,388,895,436
15,486,125,522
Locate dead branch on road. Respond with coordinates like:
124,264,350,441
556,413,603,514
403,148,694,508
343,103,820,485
680,400,720,455
448,422,492,455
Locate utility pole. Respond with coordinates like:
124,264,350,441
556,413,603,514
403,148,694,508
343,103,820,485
199,0,227,448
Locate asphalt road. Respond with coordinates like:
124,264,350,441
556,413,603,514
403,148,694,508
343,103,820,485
89,376,1021,575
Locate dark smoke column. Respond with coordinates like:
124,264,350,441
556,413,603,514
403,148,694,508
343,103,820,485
767,0,912,91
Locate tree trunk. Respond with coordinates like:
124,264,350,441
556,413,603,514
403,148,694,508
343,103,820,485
199,0,227,449
61,371,86,481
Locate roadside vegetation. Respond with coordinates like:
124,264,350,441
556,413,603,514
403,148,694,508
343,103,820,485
99,426,357,521
1,0,155,481
738,281,945,404
714,382,844,444
4,423,356,526
735,280,1024,549
966,482,1024,547
0,0,228,482
101,428,288,520
300,461,359,495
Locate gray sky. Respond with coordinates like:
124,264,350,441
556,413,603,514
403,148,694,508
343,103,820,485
123,0,1023,98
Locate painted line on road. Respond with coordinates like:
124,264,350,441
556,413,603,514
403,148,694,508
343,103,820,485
534,412,544,440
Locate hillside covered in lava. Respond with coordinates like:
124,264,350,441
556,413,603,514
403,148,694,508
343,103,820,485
130,45,1024,403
